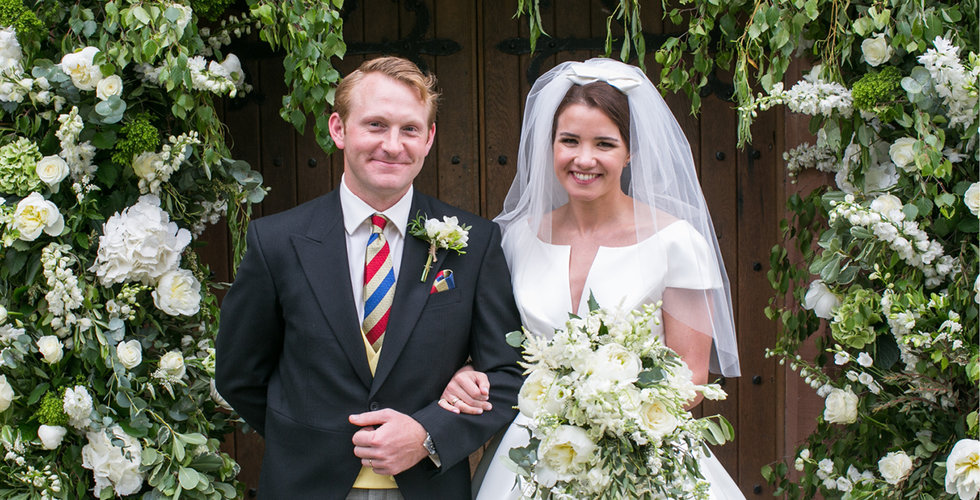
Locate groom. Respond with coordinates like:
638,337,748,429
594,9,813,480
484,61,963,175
215,56,523,499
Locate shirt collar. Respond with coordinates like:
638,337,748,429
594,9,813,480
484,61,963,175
340,174,413,237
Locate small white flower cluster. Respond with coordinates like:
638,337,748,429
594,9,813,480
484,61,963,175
422,215,470,251
199,14,255,57
750,79,854,118
809,458,875,493
191,197,228,236
41,243,85,337
829,194,955,287
7,462,63,499
137,53,246,97
782,141,837,180
0,28,57,107
152,350,187,395
80,425,144,496
133,132,201,195
55,107,98,202
104,284,146,322
918,37,979,129
834,348,883,395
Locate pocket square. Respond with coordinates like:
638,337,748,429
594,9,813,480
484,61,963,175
430,269,455,294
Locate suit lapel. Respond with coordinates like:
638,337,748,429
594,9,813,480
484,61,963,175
292,191,373,389
370,193,447,394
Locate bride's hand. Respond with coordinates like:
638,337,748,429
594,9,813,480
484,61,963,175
438,365,492,415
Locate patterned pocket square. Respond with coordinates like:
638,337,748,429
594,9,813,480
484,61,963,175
430,269,455,294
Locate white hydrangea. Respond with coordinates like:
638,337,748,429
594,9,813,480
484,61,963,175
0,27,22,71
63,385,93,429
81,425,144,496
90,195,191,286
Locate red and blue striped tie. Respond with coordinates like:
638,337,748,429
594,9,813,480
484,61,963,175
363,214,395,352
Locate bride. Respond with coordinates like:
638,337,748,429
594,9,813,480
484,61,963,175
439,58,743,499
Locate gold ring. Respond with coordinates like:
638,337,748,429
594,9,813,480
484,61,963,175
450,397,460,405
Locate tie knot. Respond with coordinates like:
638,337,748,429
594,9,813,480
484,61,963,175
370,214,387,233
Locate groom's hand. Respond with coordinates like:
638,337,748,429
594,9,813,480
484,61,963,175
349,409,429,476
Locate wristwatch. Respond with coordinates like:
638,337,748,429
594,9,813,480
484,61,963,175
422,432,437,456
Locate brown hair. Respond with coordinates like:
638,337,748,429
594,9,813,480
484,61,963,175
333,56,441,125
552,82,630,148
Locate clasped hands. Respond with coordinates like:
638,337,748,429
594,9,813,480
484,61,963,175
349,409,429,476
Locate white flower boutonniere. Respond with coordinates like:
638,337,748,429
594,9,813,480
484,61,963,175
409,213,471,282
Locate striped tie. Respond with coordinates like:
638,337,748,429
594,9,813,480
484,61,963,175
363,214,395,352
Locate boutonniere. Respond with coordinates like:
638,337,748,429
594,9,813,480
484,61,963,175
408,213,471,282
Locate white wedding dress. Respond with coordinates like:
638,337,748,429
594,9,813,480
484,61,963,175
473,220,745,499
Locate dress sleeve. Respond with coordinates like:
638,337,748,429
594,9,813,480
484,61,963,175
663,221,724,290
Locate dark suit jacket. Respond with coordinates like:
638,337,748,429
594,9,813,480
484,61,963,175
215,189,523,499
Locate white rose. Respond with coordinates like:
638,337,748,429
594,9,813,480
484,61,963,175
870,194,905,221
965,182,980,217
152,268,201,316
889,137,916,172
639,399,678,440
36,335,64,364
219,53,244,85
95,74,123,100
823,387,859,424
59,46,103,91
537,425,595,476
116,340,142,369
586,343,641,382
518,369,558,417
158,351,186,380
131,151,163,181
13,192,64,241
0,375,13,412
946,439,980,499
81,425,144,496
36,155,69,188
878,451,913,485
804,280,840,319
38,424,67,450
861,34,893,67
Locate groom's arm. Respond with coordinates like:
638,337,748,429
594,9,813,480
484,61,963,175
215,222,284,436
411,221,524,470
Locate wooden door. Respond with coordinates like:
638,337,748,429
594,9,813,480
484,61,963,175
202,1,783,497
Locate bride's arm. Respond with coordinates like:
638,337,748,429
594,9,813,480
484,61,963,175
438,364,493,415
662,288,713,410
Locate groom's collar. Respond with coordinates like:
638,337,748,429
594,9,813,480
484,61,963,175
339,175,413,238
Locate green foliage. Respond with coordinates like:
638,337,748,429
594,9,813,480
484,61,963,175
110,114,161,167
0,0,43,41
34,391,69,427
248,0,345,152
852,66,903,114
189,0,235,21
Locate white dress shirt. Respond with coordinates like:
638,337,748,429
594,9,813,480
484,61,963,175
340,175,414,322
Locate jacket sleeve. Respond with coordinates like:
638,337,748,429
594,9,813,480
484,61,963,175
410,221,524,470
215,222,284,436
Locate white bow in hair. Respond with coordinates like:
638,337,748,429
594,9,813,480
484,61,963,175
565,63,642,94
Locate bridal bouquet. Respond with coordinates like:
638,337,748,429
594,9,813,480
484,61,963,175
507,299,732,499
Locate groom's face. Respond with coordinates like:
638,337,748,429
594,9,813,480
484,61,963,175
329,73,435,210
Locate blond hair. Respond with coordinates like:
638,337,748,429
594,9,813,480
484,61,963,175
333,56,440,125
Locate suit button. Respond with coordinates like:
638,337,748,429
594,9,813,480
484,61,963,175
369,402,380,411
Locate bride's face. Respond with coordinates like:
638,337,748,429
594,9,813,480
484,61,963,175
552,103,629,203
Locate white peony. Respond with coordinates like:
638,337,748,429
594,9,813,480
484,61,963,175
0,27,22,71
804,280,840,319
59,46,103,91
639,399,679,440
38,424,67,450
91,194,191,286
863,161,899,193
115,339,142,369
152,268,201,316
889,137,917,172
155,351,186,381
36,335,64,364
81,425,144,496
537,425,595,480
823,387,859,424
13,192,64,241
945,439,980,500
861,33,893,67
585,343,641,382
36,155,69,188
95,74,123,100
518,369,559,417
878,451,913,485
63,385,93,428
965,183,980,217
0,375,13,412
